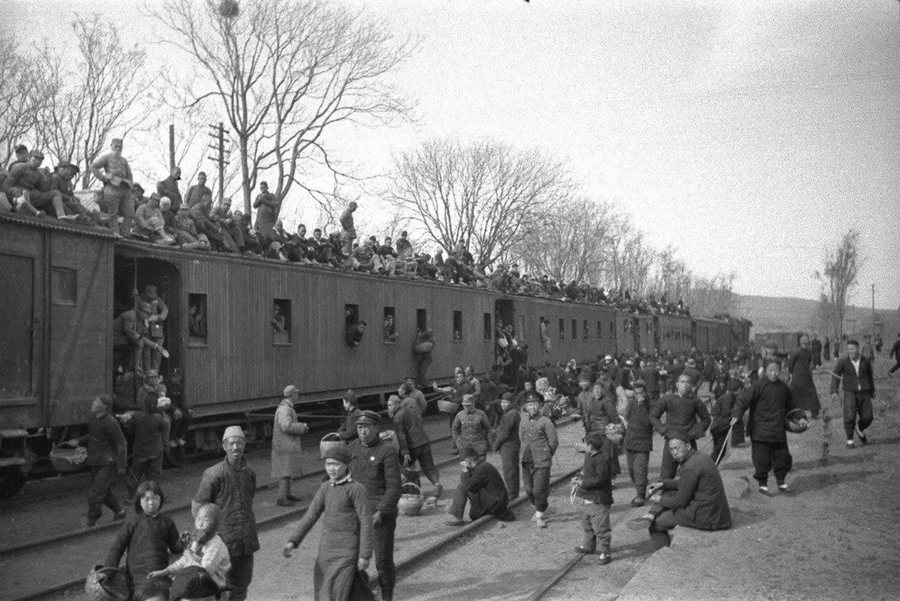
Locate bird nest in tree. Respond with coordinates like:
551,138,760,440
218,0,240,19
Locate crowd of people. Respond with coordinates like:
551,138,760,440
1,139,698,316
70,330,883,601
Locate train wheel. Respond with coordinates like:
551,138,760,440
0,465,26,499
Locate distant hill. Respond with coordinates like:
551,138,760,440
733,294,900,338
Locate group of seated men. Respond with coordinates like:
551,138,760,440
0,145,99,222
0,143,692,315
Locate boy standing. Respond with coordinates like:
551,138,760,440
573,431,614,564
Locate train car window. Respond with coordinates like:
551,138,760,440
416,308,427,332
571,319,577,340
383,307,398,343
558,318,565,340
519,315,526,340
583,320,588,340
483,313,492,341
609,321,615,340
272,299,291,344
52,268,77,306
597,321,602,339
453,310,463,342
188,293,208,344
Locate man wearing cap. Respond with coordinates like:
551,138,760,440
66,394,128,528
252,181,278,249
140,285,169,374
347,410,401,601
339,200,358,256
1,150,68,218
627,433,731,550
337,390,361,442
135,193,175,245
91,138,134,237
520,394,558,528
682,358,701,397
650,372,711,480
193,426,259,601
388,395,442,499
492,392,521,498
125,389,170,497
446,447,513,526
451,394,493,459
398,377,427,416
624,380,654,506
173,203,210,250
272,385,309,506
639,357,662,403
156,166,183,212
185,171,211,209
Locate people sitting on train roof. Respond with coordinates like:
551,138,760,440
190,194,237,253
174,204,211,251
1,150,71,219
134,194,176,246
211,198,245,253
156,166,183,213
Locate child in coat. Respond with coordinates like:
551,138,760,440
147,503,231,601
573,431,614,564
282,445,374,601
104,480,184,601
624,381,654,506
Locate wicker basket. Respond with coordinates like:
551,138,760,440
398,483,424,516
50,446,88,473
85,565,131,601
437,399,459,414
319,432,343,459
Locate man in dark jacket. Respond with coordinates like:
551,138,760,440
624,380,653,506
192,425,258,601
388,395,442,499
830,339,876,448
446,447,513,525
492,393,521,498
573,430,614,563
710,379,741,462
650,373,711,479
348,410,401,601
68,394,128,528
627,432,732,550
125,394,169,497
337,389,361,442
732,359,806,493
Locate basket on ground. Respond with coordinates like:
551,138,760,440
85,565,131,601
437,398,459,414
398,483,424,516
50,445,88,473
319,432,343,459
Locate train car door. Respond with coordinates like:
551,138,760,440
114,255,183,401
494,299,515,335
0,254,36,401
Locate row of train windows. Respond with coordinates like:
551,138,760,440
550,318,616,342
187,293,619,347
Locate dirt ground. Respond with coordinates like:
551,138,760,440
611,358,900,601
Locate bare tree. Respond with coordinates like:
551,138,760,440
390,138,570,270
815,228,863,345
518,197,615,285
152,0,412,216
31,14,152,188
0,38,41,163
683,272,736,317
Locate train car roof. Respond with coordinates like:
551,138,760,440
0,212,116,240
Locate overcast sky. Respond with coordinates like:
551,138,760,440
7,0,900,310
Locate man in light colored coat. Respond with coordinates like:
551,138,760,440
271,385,309,506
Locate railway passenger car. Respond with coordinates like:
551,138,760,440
0,213,750,496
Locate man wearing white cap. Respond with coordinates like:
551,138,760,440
193,425,258,601
271,385,309,506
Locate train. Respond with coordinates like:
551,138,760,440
0,212,751,496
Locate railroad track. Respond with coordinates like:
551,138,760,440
6,419,579,601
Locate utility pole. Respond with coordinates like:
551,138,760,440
871,283,876,336
168,124,176,171
207,122,230,206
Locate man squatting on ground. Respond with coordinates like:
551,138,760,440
628,432,732,550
